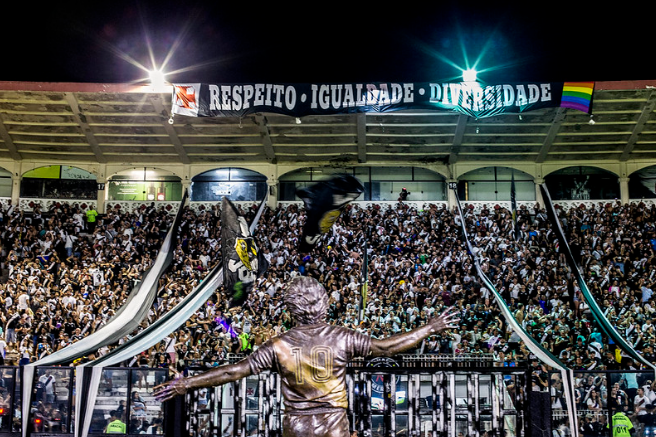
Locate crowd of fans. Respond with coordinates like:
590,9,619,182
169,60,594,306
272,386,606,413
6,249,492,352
2,195,656,431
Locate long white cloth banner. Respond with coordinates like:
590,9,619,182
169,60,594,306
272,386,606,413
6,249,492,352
452,190,579,437
22,190,189,437
74,267,224,437
73,193,267,437
540,184,656,375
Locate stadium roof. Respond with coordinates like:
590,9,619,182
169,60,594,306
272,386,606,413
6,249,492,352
1,80,655,169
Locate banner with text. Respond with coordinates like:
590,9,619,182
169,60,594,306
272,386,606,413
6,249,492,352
172,81,594,119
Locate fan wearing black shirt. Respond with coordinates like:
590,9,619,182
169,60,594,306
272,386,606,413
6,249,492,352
604,351,621,370
5,312,20,343
643,345,656,363
609,384,629,412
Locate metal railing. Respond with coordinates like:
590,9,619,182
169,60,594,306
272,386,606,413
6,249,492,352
185,364,530,437
5,365,654,437
226,353,504,368
9,366,169,437
546,369,656,437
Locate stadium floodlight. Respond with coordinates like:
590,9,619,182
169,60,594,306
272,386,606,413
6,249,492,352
462,68,477,82
149,69,167,88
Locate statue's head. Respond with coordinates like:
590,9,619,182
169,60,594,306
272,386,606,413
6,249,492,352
284,276,329,325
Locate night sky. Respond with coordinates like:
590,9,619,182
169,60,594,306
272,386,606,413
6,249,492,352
3,2,653,85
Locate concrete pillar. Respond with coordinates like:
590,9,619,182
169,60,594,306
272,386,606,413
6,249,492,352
619,177,630,205
96,178,107,214
182,164,192,198
182,180,192,199
11,173,20,207
534,177,544,207
447,179,457,212
267,178,278,209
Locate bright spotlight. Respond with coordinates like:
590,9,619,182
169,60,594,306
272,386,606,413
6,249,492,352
462,69,477,82
149,69,167,87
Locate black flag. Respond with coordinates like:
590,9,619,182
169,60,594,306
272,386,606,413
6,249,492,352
511,172,519,241
221,197,268,307
296,174,364,253
359,229,370,324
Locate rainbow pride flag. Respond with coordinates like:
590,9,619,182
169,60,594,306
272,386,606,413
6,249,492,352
561,81,594,113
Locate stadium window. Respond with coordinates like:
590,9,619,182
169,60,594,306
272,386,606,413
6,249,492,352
278,167,446,202
20,165,97,200
107,167,182,202
544,166,619,200
190,168,267,202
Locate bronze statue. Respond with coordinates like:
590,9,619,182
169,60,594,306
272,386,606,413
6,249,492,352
155,276,459,437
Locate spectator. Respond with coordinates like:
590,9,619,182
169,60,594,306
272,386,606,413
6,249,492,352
85,207,98,233
1,198,656,392
146,418,163,434
130,391,147,421
104,410,126,434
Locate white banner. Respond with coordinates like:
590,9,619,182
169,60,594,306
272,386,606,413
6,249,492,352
73,193,267,437
22,191,189,437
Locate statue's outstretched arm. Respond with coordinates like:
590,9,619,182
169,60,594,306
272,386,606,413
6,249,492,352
369,306,459,357
154,359,252,402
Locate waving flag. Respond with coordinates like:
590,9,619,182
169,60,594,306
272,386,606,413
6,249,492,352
221,197,269,307
359,229,370,324
560,82,594,114
511,172,519,241
297,174,364,253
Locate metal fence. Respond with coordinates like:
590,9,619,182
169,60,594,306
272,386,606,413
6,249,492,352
1,366,168,437
185,360,530,437
7,363,655,437
547,369,656,437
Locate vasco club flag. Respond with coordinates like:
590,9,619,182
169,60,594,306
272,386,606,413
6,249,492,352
297,174,364,253
172,81,594,119
221,197,268,307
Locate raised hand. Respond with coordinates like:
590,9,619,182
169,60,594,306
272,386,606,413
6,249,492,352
154,373,188,403
429,306,460,334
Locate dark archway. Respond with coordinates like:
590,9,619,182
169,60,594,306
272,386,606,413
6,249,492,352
544,166,619,200
457,167,535,201
279,166,446,201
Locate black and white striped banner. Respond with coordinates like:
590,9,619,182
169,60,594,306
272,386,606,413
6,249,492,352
73,193,268,437
22,190,189,437
452,189,579,437
540,184,656,374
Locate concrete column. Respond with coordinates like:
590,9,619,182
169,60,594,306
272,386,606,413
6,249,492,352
181,164,192,198
267,179,278,209
534,177,544,207
182,180,192,198
619,177,630,205
447,179,457,212
96,179,107,214
11,173,20,207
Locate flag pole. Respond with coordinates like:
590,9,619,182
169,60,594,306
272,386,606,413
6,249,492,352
358,227,370,325
511,169,518,241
